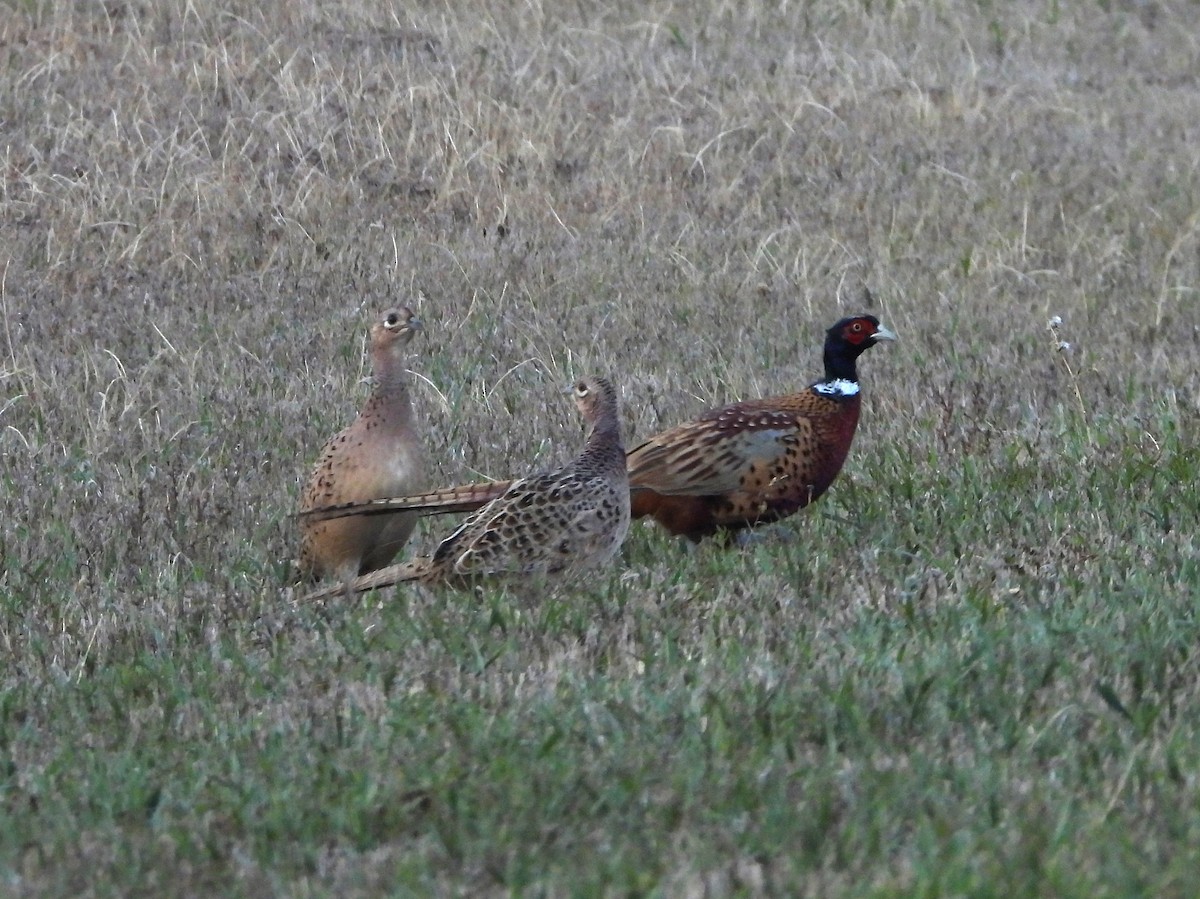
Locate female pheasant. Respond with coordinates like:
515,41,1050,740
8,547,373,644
297,307,427,584
300,315,895,542
302,376,629,600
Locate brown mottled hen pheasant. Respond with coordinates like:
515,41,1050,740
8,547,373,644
301,315,895,542
302,376,629,600
296,307,427,586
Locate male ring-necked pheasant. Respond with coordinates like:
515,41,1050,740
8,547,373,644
300,315,895,542
297,307,427,586
302,376,630,600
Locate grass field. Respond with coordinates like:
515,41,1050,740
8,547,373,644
3,0,1200,895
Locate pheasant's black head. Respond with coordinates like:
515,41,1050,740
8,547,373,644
827,315,895,348
822,314,896,382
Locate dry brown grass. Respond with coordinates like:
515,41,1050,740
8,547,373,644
2,0,1199,894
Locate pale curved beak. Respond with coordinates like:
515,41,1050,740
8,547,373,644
407,316,424,332
873,324,898,342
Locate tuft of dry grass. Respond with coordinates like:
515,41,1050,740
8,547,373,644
2,0,1200,894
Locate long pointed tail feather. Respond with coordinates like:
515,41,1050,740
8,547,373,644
302,558,429,601
298,464,669,529
297,481,512,523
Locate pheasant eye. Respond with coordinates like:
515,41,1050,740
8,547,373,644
575,383,589,397
385,314,399,327
851,322,863,332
